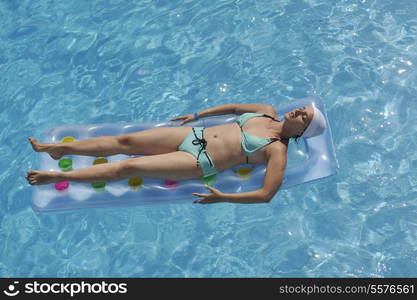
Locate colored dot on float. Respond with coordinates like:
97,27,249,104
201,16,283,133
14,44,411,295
201,174,216,186
91,182,106,189
58,157,72,171
91,158,108,190
55,181,69,191
164,180,177,189
235,167,254,181
128,177,143,187
236,167,253,176
61,136,76,143
93,157,108,165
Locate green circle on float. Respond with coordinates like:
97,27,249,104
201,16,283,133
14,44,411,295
58,158,73,171
92,182,106,189
201,174,216,186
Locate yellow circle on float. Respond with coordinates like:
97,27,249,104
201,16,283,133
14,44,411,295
128,177,143,187
236,167,253,176
235,166,254,181
61,136,76,143
93,157,108,165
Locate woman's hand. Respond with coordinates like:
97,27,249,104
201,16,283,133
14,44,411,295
170,114,196,125
192,185,225,204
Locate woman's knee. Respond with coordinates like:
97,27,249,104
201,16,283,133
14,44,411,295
117,158,140,178
116,134,132,147
115,134,138,154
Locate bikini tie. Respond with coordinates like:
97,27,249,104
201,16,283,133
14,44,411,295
191,128,213,167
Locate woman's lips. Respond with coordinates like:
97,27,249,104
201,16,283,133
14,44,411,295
284,112,295,119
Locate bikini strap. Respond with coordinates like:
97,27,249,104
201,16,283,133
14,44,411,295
262,114,280,122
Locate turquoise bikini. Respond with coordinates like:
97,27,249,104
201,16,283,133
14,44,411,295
237,113,282,163
178,127,217,177
177,112,281,177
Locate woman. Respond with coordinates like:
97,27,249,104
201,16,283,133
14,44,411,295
26,103,326,204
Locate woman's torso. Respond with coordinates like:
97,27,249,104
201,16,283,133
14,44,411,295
203,115,288,172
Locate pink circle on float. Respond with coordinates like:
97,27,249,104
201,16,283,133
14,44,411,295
55,181,69,191
164,180,177,189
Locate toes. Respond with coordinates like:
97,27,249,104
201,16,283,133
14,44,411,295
26,170,39,185
28,138,40,151
25,171,40,185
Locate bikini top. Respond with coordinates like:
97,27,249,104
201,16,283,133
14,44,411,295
236,112,282,158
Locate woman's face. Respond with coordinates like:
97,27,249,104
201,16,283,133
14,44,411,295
284,106,314,135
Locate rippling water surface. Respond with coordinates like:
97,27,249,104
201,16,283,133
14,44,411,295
0,0,416,277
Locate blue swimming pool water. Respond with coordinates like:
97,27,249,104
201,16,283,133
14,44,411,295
1,0,416,277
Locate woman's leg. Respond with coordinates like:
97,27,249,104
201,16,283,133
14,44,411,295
28,136,125,160
26,151,203,185
28,127,192,159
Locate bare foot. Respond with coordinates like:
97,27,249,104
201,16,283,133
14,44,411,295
26,170,58,185
28,137,63,160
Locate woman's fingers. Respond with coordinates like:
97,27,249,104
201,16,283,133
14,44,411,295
192,193,211,203
171,114,199,125
192,193,207,197
192,186,223,204
193,192,205,204
204,185,216,192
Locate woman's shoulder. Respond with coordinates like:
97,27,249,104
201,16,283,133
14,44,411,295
258,104,277,117
234,103,276,116
264,139,288,156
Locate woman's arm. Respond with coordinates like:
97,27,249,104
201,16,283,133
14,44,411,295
193,186,268,204
196,104,237,118
197,103,275,118
233,103,276,116
193,146,286,204
260,147,286,201
171,103,275,124
171,104,237,124
219,189,268,204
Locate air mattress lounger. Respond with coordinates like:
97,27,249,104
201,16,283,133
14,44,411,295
31,97,338,212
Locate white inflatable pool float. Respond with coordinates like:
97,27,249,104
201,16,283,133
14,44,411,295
31,97,338,212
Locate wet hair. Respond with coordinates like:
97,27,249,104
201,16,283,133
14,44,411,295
292,125,308,144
